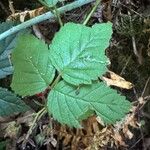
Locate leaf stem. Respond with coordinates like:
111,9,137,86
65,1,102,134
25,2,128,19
53,5,63,27
83,0,101,25
22,107,47,148
50,74,61,89
0,0,95,41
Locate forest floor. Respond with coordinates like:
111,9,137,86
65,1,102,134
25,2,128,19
0,0,150,150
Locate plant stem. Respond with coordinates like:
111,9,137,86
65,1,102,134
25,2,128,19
50,74,61,89
83,0,101,25
53,5,63,27
22,107,47,148
0,0,95,41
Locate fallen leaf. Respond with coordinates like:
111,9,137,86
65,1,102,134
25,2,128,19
7,7,46,21
17,110,35,127
96,116,105,126
2,121,21,139
112,131,126,146
102,71,133,89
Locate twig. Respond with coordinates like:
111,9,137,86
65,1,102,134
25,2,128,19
50,74,61,90
83,0,101,25
132,77,150,150
137,77,150,110
138,114,146,150
128,7,143,64
129,137,143,149
22,107,47,148
141,77,150,97
9,0,15,15
53,6,63,27
120,55,131,75
133,87,139,101
128,11,137,55
0,0,95,41
118,2,145,18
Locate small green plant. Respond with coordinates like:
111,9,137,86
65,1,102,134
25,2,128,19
9,22,131,127
0,0,131,129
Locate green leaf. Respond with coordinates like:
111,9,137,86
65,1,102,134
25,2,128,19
50,22,112,85
0,21,31,79
0,21,16,54
47,81,131,127
0,87,29,117
0,21,17,79
11,34,55,96
0,58,12,79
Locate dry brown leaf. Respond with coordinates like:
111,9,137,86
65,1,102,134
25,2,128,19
63,134,72,145
7,7,46,22
114,111,138,141
102,71,133,89
2,121,21,139
122,114,138,140
125,114,138,128
44,137,57,147
96,116,105,126
112,132,126,146
51,114,137,149
126,129,134,139
17,110,35,127
90,127,113,148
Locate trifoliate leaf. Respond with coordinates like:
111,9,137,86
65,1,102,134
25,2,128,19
47,81,131,127
0,87,29,117
11,34,55,96
50,22,112,85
